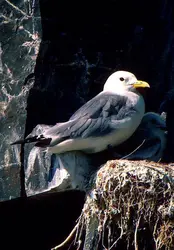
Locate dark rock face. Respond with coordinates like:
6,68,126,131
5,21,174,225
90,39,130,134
0,190,85,250
159,89,174,162
34,0,174,118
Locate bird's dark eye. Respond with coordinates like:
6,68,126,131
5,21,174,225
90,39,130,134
119,77,125,81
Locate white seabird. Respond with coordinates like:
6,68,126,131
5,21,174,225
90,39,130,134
11,71,150,154
116,112,167,162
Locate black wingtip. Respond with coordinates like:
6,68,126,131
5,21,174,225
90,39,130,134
10,136,38,145
10,135,51,146
10,139,25,145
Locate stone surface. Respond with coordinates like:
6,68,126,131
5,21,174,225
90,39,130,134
0,0,41,200
24,124,71,196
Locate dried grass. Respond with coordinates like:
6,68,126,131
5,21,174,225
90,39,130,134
76,160,174,250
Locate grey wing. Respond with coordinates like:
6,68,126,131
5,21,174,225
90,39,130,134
43,92,137,141
69,92,126,120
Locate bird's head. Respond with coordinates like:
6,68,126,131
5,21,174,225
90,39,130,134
103,71,150,94
140,112,167,131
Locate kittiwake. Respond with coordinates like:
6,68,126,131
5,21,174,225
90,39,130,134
11,71,150,154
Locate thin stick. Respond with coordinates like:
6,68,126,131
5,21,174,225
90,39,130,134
121,140,146,159
134,216,141,250
51,223,78,250
5,0,30,17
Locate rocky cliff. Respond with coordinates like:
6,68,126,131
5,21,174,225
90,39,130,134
0,0,174,249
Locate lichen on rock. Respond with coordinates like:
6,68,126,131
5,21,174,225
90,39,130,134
0,0,41,200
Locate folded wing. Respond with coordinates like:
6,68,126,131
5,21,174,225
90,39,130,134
11,92,137,147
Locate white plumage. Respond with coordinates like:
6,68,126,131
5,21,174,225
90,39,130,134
11,71,150,155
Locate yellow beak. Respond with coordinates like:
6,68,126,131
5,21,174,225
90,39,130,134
133,80,150,88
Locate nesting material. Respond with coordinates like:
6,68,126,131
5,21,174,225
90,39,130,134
77,160,174,250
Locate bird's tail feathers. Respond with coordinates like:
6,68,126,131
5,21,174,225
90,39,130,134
11,135,51,147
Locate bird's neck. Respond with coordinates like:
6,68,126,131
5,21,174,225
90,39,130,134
102,89,141,97
103,85,126,95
